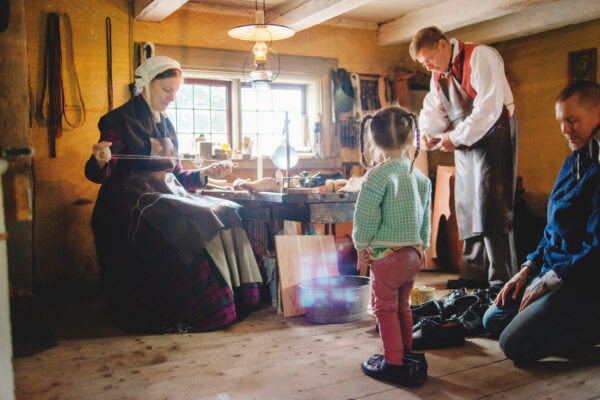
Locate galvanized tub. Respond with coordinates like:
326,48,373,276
298,275,370,324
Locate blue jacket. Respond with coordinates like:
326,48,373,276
527,139,600,285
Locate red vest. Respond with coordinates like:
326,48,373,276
434,40,479,99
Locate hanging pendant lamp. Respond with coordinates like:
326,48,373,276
228,1,295,89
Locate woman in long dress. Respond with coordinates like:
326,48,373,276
85,56,262,333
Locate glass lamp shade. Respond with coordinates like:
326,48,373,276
249,64,273,89
228,24,295,42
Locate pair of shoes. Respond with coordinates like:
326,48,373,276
362,355,424,387
447,278,489,289
367,353,428,381
412,318,465,350
441,295,480,321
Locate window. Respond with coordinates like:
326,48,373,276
240,84,306,157
168,78,308,157
167,79,232,155
155,44,337,161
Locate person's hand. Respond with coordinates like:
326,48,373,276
519,278,549,312
93,141,112,168
356,249,371,273
203,161,233,179
419,251,428,270
495,266,530,307
438,132,456,152
421,133,441,150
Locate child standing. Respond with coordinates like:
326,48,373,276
352,106,431,387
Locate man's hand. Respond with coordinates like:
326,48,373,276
421,133,441,150
519,279,549,312
495,266,530,307
438,132,456,152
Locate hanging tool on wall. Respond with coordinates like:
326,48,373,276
39,12,86,158
106,17,113,111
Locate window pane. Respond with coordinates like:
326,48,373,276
272,89,301,112
211,134,227,148
194,110,210,133
176,85,193,108
178,134,194,155
211,110,227,133
257,111,275,134
241,111,257,134
166,108,177,130
241,88,257,110
177,109,193,133
193,85,210,109
211,86,227,109
256,91,273,111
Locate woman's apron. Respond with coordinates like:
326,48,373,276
437,73,516,240
118,134,244,266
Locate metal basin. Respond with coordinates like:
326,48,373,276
298,275,370,324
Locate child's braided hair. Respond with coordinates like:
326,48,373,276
358,106,421,173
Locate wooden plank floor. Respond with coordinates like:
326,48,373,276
13,271,600,400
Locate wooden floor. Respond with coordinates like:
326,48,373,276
13,271,600,400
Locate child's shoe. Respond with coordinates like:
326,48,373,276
361,355,424,387
367,353,428,381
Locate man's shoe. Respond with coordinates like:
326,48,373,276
361,355,424,387
441,295,480,320
412,318,465,350
447,278,488,289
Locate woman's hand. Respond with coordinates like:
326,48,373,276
495,266,530,307
203,161,233,179
93,141,112,168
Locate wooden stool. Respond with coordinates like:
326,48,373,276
425,166,463,272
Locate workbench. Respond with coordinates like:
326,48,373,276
197,189,358,235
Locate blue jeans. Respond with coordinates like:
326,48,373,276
483,276,600,363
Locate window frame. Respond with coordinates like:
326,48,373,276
154,43,341,170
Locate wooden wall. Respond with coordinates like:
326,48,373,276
16,0,600,287
23,1,409,287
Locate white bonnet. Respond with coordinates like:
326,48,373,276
134,56,181,91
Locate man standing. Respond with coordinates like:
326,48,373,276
410,26,518,289
483,80,600,362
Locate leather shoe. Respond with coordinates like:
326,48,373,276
412,318,465,350
367,353,428,381
361,355,424,387
441,295,480,320
447,278,488,289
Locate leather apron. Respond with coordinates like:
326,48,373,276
117,133,243,266
437,73,516,240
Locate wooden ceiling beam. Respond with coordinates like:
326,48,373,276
133,0,190,22
448,0,600,44
377,0,554,46
265,0,374,32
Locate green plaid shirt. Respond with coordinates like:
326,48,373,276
352,156,431,252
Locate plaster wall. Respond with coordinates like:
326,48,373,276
494,19,600,216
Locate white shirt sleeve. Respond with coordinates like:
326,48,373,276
449,45,511,146
418,76,451,137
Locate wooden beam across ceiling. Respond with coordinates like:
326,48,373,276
266,0,374,32
449,0,600,44
134,0,190,22
377,0,554,46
